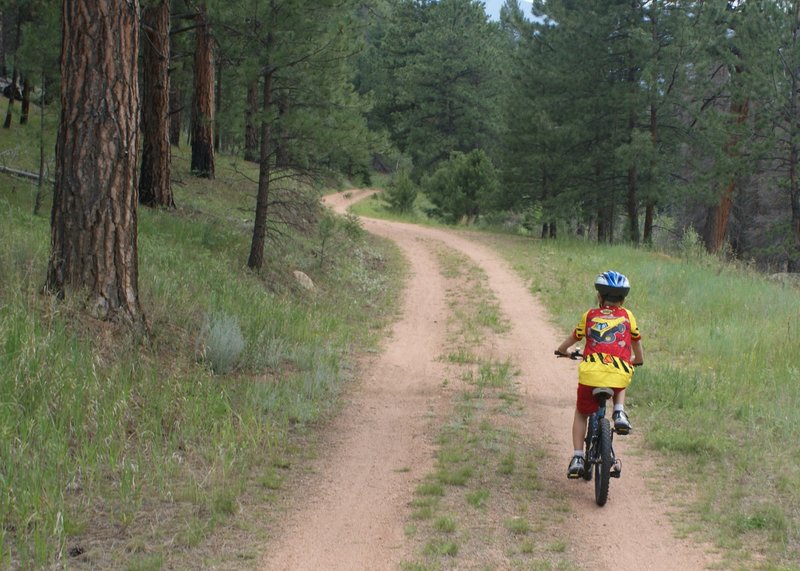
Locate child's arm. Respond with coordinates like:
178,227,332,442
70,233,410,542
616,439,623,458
555,335,578,356
631,339,644,365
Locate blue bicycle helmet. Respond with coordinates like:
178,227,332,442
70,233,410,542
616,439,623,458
594,270,630,301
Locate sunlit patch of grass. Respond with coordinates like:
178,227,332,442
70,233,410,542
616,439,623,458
433,516,457,533
260,469,284,490
436,466,473,487
505,517,531,536
447,346,480,364
423,539,459,557
466,489,490,508
417,482,445,497
498,451,516,475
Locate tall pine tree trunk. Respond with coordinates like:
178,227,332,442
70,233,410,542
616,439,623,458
625,44,640,244
2,8,19,129
626,164,639,243
704,99,749,253
214,59,223,151
643,103,657,244
19,74,30,124
248,67,274,270
140,0,173,208
2,65,16,128
46,0,144,327
244,80,259,162
169,85,181,146
274,92,290,168
190,4,214,178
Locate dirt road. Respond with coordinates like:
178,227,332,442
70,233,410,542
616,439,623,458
259,189,713,570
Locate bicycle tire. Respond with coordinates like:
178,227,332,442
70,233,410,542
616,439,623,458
594,417,612,506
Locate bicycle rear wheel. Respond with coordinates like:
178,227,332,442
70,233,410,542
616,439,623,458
594,417,612,506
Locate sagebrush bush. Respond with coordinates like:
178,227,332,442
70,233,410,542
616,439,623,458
197,312,246,374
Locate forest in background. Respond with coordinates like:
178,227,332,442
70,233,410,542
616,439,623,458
2,0,800,275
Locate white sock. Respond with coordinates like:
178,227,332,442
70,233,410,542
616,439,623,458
613,404,625,413
574,450,583,457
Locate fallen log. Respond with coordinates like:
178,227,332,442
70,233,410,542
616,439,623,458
0,165,46,183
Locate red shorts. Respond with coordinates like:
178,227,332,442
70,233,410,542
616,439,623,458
576,384,625,415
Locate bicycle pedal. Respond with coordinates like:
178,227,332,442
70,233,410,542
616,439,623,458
567,467,585,480
610,459,622,478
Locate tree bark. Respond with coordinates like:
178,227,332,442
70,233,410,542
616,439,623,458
643,202,654,244
626,164,639,243
46,0,144,327
248,67,274,270
643,101,658,245
0,11,5,77
169,84,182,146
214,58,222,151
2,65,16,128
190,4,214,178
597,203,615,243
140,0,174,208
19,74,29,124
1,8,19,129
704,99,749,253
244,80,259,162
33,71,46,216
274,91,290,168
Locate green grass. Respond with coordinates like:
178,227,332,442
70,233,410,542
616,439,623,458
0,139,405,568
480,234,800,569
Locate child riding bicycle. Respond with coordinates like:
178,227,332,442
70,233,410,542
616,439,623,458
555,271,644,479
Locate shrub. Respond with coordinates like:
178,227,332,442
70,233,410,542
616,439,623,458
423,149,498,224
197,312,246,374
383,168,418,213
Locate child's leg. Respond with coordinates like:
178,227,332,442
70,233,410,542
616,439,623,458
572,409,588,452
612,388,631,433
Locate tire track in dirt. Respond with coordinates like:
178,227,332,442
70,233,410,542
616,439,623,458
260,189,714,570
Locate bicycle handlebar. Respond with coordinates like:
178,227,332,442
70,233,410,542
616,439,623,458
554,349,583,360
554,349,643,367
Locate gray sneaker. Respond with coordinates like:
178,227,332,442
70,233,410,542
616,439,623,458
613,410,631,434
567,455,584,479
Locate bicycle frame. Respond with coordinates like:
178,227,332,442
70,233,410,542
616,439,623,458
583,387,621,506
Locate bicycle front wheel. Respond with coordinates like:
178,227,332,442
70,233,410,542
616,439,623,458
594,417,612,506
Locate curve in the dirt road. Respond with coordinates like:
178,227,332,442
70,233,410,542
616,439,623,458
260,189,715,571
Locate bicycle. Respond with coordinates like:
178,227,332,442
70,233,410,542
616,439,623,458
556,349,623,507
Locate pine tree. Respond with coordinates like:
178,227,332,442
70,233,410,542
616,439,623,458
46,0,144,327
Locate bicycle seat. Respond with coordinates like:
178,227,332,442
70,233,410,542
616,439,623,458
591,387,614,398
